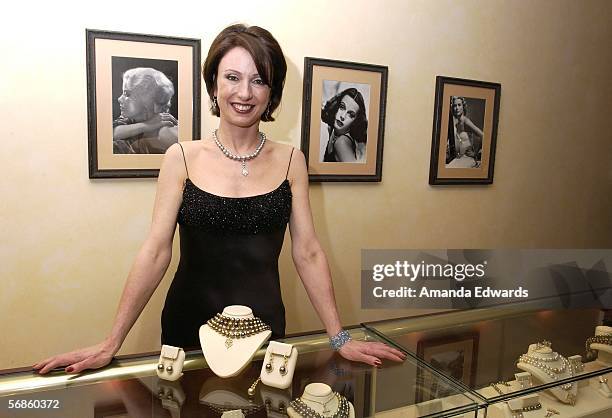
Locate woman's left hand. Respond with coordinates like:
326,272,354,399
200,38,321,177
338,339,406,366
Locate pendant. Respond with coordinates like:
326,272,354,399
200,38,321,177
241,161,249,177
225,338,233,349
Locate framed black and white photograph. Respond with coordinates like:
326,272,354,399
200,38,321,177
301,57,388,182
429,76,501,185
86,29,201,178
415,333,479,403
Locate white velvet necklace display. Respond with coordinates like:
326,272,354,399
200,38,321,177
200,305,271,378
517,343,578,405
287,383,355,418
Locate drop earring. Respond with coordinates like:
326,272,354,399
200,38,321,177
265,355,274,373
212,96,218,113
279,354,288,376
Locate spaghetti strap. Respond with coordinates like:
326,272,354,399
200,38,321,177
285,148,294,179
177,143,189,178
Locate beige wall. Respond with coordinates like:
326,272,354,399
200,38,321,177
2,0,611,369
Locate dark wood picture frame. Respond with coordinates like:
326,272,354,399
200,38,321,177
86,29,201,178
415,332,479,403
429,76,501,185
301,57,388,182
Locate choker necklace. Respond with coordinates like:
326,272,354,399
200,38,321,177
290,393,350,418
213,129,266,177
207,313,270,349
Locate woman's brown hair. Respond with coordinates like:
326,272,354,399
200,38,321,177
203,24,287,122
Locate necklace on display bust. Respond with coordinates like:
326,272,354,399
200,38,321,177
517,353,574,390
207,313,271,349
289,393,350,418
213,129,266,177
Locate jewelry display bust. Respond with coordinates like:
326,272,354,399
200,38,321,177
587,326,612,364
287,383,355,418
200,305,272,378
516,342,578,405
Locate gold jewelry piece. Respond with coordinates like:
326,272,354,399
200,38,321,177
599,375,610,391
568,356,584,373
489,382,508,396
535,340,552,351
518,403,541,411
207,313,271,349
247,377,261,397
586,335,612,356
544,408,560,418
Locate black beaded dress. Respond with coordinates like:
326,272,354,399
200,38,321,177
161,145,293,348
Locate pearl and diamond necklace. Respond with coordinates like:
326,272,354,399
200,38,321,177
213,129,266,176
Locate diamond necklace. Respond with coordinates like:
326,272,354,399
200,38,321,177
213,129,266,176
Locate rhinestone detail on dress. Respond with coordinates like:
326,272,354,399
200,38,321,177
178,179,292,235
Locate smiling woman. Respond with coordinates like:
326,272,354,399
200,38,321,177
33,23,405,376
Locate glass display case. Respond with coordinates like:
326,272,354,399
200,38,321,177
0,328,480,418
365,308,612,418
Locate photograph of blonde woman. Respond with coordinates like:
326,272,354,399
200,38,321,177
445,96,485,168
112,57,179,154
320,80,370,163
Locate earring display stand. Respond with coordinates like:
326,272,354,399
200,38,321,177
260,385,292,418
156,345,185,382
287,383,355,418
261,341,298,390
156,379,185,418
200,305,272,378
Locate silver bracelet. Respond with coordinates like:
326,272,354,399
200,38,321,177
330,329,352,351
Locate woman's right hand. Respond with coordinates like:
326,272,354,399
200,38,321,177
33,339,118,375
143,113,178,132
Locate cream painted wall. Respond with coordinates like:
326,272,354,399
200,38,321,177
2,0,611,369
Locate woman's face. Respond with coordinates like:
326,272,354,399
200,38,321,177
333,95,359,135
118,78,151,122
452,98,464,118
215,47,270,128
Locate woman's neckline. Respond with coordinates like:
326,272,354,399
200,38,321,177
184,178,290,199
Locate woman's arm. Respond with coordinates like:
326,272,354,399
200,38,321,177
34,144,186,374
462,116,484,138
288,150,405,365
113,113,178,141
333,135,357,162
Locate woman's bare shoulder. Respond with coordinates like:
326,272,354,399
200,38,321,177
265,139,296,158
176,138,216,156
